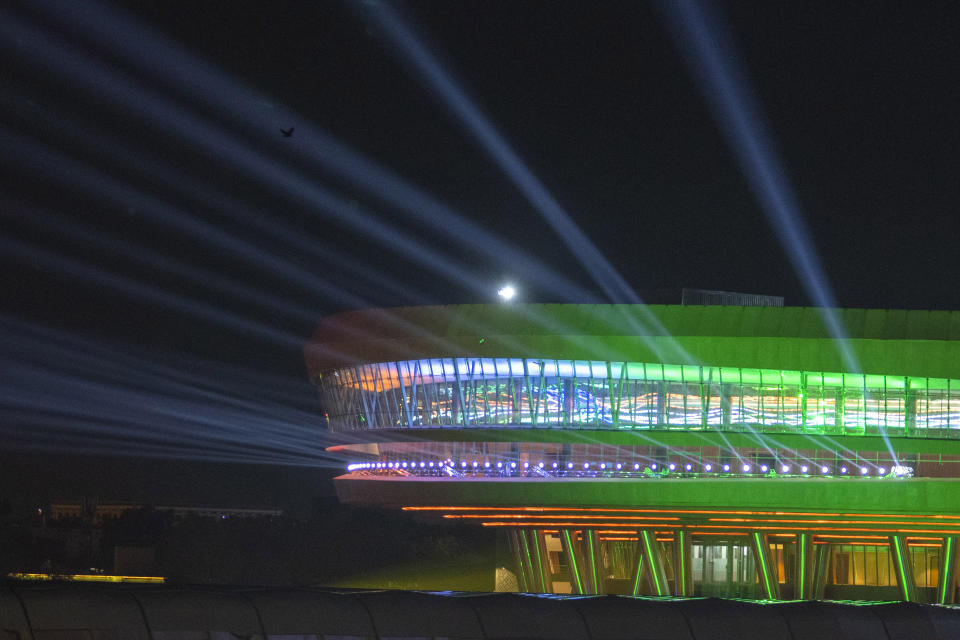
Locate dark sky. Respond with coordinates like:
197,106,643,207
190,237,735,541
1,0,958,506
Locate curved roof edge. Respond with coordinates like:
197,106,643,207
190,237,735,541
306,304,960,379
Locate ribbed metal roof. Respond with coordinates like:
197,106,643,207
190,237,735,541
5,583,960,640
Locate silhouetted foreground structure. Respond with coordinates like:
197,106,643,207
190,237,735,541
3,583,960,639
309,304,960,600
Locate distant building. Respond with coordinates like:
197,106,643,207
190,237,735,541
49,500,282,524
308,303,960,602
680,288,783,307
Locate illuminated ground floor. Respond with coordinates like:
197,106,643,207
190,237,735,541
336,473,960,603
491,527,952,602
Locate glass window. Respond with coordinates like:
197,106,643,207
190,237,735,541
833,548,850,584
322,359,960,441
911,546,940,588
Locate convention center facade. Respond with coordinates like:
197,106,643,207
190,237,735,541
306,304,960,602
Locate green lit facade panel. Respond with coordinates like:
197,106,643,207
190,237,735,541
334,476,960,515
308,304,960,353
310,334,960,382
356,427,960,457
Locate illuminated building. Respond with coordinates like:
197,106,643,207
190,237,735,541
48,500,283,524
307,304,960,602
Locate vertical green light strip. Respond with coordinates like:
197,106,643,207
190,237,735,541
797,533,808,599
585,530,597,593
631,539,646,596
519,529,535,592
538,530,552,592
676,530,688,596
561,530,584,595
891,536,912,602
510,530,530,593
752,532,776,600
939,536,957,605
641,530,665,596
528,530,546,592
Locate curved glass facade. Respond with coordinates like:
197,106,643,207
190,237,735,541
319,357,960,436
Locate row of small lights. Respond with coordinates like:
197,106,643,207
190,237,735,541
346,460,906,476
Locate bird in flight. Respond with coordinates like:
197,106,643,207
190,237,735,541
280,127,294,137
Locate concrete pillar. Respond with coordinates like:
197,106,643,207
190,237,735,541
584,529,604,594
890,536,918,602
812,543,830,600
673,530,693,596
630,537,646,596
750,532,780,600
562,379,575,426
639,529,669,596
524,529,551,593
940,536,959,605
794,533,816,600
905,387,917,435
656,382,667,427
560,529,585,595
508,529,531,592
835,388,845,431
720,384,732,426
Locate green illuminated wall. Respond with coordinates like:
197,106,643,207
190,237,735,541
307,304,960,381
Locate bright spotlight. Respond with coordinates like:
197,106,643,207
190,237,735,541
497,284,516,301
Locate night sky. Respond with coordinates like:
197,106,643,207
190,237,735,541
1,0,959,508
